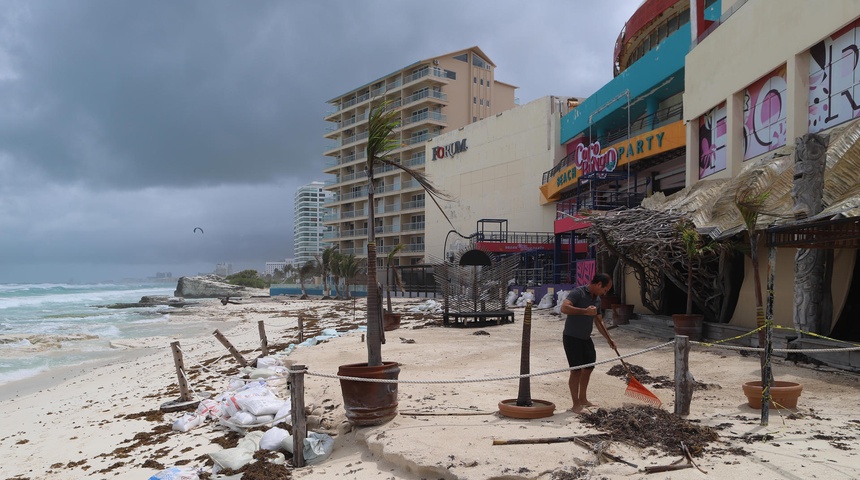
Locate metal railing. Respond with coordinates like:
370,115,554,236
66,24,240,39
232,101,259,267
403,111,447,126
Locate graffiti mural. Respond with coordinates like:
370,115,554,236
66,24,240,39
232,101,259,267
809,19,860,133
575,260,595,287
744,66,788,160
699,102,727,179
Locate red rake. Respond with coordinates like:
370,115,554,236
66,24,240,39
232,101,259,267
613,347,662,407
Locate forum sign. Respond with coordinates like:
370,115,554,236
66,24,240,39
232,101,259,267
432,139,467,160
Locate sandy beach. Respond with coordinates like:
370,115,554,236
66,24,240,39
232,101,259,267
1,294,859,480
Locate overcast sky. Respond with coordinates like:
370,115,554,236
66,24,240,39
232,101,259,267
0,0,641,283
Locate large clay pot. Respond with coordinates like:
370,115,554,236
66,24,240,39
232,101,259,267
383,312,401,331
338,362,400,426
742,380,803,409
672,313,704,341
611,304,634,325
498,399,556,419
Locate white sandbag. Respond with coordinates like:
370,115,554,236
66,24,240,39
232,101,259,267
195,399,221,420
209,447,254,471
537,292,554,309
273,402,292,425
255,414,275,424
260,427,290,451
516,291,535,306
172,413,204,433
248,368,277,379
279,431,333,464
505,291,518,308
148,466,200,480
304,432,335,465
237,394,285,416
255,356,282,369
230,411,257,426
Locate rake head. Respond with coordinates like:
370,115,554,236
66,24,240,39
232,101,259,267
625,376,662,407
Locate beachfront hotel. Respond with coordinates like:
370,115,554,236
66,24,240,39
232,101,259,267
321,47,516,269
293,181,334,267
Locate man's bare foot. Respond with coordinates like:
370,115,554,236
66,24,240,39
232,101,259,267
581,401,599,408
569,405,585,413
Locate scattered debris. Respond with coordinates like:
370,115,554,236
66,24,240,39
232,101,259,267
579,406,719,457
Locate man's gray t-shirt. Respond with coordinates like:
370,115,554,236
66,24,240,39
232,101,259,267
563,286,599,339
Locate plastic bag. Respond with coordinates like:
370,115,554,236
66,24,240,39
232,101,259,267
304,432,335,465
537,292,554,309
148,466,200,480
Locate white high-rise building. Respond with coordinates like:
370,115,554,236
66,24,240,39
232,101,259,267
294,181,334,266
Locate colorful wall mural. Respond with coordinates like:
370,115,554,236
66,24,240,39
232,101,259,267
743,66,787,160
809,18,860,134
575,259,595,287
699,102,727,178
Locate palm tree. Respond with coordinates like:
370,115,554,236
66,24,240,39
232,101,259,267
298,260,316,299
735,190,771,384
385,243,405,314
339,253,362,299
330,250,344,299
317,246,338,298
364,100,450,366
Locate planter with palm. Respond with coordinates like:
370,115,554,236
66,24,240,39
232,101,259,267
672,221,712,341
338,100,451,426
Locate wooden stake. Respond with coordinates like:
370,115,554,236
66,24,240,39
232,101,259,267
170,341,191,402
290,364,307,468
298,316,304,344
674,335,694,415
213,329,249,367
258,320,269,357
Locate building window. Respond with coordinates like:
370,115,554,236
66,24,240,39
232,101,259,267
473,116,477,122
480,99,483,106
473,97,477,104
445,70,456,80
480,78,484,85
487,100,490,108
474,77,477,84
453,53,468,62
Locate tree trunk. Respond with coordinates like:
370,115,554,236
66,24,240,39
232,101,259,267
366,177,383,367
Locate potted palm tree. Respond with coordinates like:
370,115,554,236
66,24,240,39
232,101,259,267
735,190,802,418
672,221,711,341
383,243,405,331
338,99,450,426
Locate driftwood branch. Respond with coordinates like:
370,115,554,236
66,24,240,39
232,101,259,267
493,435,637,468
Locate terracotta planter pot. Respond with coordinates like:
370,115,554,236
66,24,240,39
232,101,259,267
611,304,634,325
338,362,400,426
383,312,401,331
672,313,704,341
742,380,803,409
600,295,619,311
498,399,556,419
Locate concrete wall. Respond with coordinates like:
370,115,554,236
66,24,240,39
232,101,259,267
424,96,567,260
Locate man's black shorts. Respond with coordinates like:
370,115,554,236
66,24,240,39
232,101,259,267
563,335,596,369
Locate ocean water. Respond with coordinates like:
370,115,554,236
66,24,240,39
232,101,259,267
0,282,200,386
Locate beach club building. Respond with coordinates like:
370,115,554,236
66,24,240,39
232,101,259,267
670,0,860,351
321,47,516,270
540,0,695,285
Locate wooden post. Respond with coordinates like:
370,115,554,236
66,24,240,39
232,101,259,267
170,341,192,402
674,335,694,415
213,329,249,367
258,320,269,357
298,316,304,344
290,364,307,468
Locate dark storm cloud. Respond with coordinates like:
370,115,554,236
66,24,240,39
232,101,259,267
0,0,639,282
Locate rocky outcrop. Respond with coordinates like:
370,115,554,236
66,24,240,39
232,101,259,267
174,274,256,299
103,296,190,309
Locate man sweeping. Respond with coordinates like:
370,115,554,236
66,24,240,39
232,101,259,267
560,273,616,413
